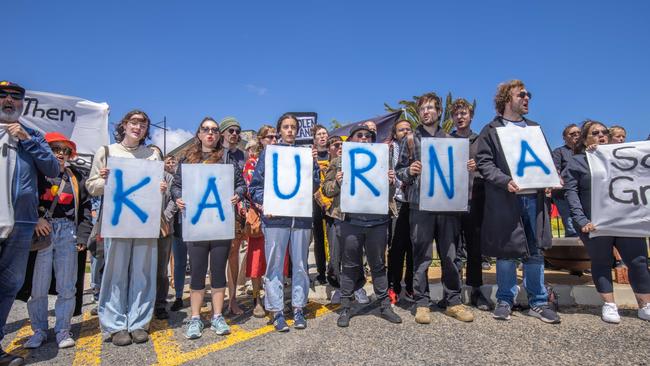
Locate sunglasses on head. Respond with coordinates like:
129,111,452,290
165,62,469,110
228,128,241,135
590,129,608,136
200,127,220,134
517,91,532,99
51,146,72,155
0,90,25,100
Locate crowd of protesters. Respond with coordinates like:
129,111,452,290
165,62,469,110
0,79,648,365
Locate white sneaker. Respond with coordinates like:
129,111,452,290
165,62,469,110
24,329,47,349
601,302,621,324
354,288,370,304
56,330,75,349
638,303,650,322
330,290,341,304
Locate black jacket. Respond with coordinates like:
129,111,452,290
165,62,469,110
475,116,552,258
562,153,591,230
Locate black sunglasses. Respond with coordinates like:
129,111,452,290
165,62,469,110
590,129,608,136
354,132,373,139
228,128,241,135
200,127,220,134
52,146,72,155
0,90,25,100
517,91,532,99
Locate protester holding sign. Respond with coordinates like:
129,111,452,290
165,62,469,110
24,133,92,350
86,110,165,346
0,81,60,366
249,113,320,332
450,98,491,310
323,123,402,327
323,135,344,303
395,92,473,324
563,120,650,323
476,80,560,324
171,117,246,339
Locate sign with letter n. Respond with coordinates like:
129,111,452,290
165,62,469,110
418,138,469,212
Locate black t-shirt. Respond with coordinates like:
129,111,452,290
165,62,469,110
39,172,75,221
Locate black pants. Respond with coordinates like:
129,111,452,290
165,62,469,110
458,182,485,288
188,240,231,290
580,234,650,294
339,221,389,302
313,201,327,279
325,217,341,288
410,209,462,307
387,202,413,294
155,236,173,309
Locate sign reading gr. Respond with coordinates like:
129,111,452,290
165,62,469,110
263,145,313,217
101,157,163,239
340,142,389,215
418,138,469,212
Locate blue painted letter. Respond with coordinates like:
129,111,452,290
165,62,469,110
111,169,151,225
349,148,380,197
191,177,225,224
427,146,455,199
273,152,301,199
516,140,550,177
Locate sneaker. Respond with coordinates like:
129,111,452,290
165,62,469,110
90,306,98,316
414,307,431,324
111,330,132,346
493,301,512,321
131,329,149,344
184,318,204,339
445,304,474,322
56,331,75,349
481,261,491,270
403,290,415,303
387,288,399,305
211,315,230,335
315,274,327,286
337,307,351,327
170,298,183,312
380,302,402,324
354,288,370,304
273,313,289,332
330,289,342,305
155,307,169,320
24,329,47,349
293,309,307,329
638,303,650,322
470,288,492,311
602,302,621,324
528,304,561,324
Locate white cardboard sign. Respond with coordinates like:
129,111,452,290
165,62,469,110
418,138,469,212
263,145,313,217
340,142,389,215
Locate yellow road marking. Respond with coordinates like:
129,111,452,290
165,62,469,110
152,302,337,366
4,320,32,358
72,312,102,366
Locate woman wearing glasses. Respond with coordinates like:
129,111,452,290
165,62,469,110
24,133,92,350
172,117,246,339
563,120,650,323
86,110,166,346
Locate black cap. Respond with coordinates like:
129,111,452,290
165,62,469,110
348,124,376,142
0,81,26,95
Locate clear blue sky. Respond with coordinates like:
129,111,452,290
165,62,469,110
6,0,650,148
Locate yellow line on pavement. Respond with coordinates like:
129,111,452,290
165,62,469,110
150,318,182,362
153,302,337,366
72,312,102,366
4,320,32,358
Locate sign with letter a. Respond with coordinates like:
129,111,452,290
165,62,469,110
182,164,235,241
263,145,313,217
341,142,389,215
496,124,561,189
419,138,469,212
101,157,163,238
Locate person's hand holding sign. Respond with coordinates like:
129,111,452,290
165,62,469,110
175,198,185,211
581,222,596,233
467,158,477,172
7,123,30,141
409,161,422,176
160,181,168,193
336,171,344,185
388,169,396,185
99,168,110,179
507,180,520,193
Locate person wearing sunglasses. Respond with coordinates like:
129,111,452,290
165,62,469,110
24,133,93,350
476,80,560,324
311,124,330,286
0,81,59,366
550,124,581,238
322,124,401,327
395,92,474,325
218,116,247,316
563,120,650,323
322,135,344,303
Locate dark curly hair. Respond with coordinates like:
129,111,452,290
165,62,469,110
113,110,151,145
494,80,525,115
184,117,225,164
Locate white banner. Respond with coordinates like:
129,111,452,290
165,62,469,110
496,124,561,189
587,141,650,237
20,90,109,165
419,138,469,212
0,129,16,238
341,142,389,215
182,164,235,241
263,145,313,217
101,157,163,239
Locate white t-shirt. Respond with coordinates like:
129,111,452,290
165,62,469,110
0,125,17,238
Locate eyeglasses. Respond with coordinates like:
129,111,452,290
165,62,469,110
397,127,412,133
200,127,220,134
228,128,241,135
127,120,148,128
262,135,277,140
590,129,608,136
354,132,373,139
0,91,25,100
567,131,580,136
51,146,72,155
418,106,437,112
517,91,532,99
330,143,342,149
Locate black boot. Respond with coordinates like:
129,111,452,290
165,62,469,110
337,307,351,327
0,348,24,366
170,298,183,311
380,299,402,324
470,287,492,311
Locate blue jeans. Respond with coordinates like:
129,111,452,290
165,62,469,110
496,195,548,307
27,218,78,334
171,236,187,299
553,196,577,237
263,227,311,312
0,222,36,341
98,237,157,334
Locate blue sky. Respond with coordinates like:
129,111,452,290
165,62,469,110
6,0,649,149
